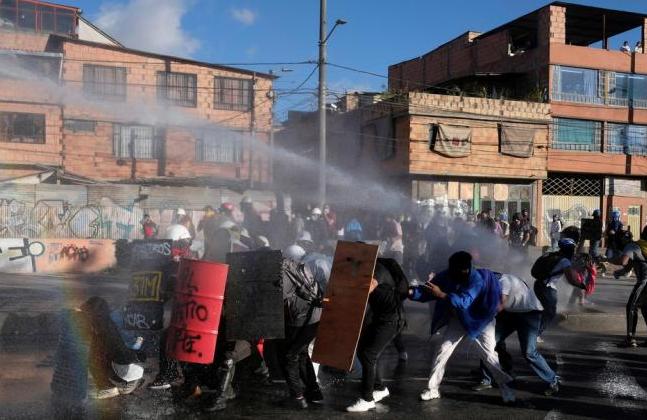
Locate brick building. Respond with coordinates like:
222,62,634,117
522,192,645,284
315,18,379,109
389,1,647,240
0,0,275,189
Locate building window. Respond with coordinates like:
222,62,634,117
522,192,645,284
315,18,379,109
157,71,197,107
607,123,647,156
195,130,242,163
0,0,77,35
83,65,127,101
214,77,252,111
113,124,159,159
0,111,45,144
0,52,61,80
552,118,601,151
551,66,602,105
64,119,96,133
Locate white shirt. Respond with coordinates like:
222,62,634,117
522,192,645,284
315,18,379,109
164,224,192,241
499,274,543,312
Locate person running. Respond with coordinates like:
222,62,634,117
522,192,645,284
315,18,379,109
346,258,407,412
409,251,515,403
473,273,560,396
608,225,647,348
532,238,587,339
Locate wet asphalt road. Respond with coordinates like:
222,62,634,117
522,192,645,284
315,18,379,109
1,273,647,419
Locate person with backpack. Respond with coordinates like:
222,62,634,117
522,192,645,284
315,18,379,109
280,254,324,409
408,251,516,404
346,258,408,412
472,273,560,396
607,225,647,348
531,238,587,339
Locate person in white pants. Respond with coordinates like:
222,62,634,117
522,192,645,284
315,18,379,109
408,251,515,403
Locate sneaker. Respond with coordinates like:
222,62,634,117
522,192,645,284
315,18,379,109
398,351,409,361
147,377,172,390
346,398,376,412
536,336,544,344
90,387,119,400
472,380,493,391
499,383,516,404
305,389,324,403
613,270,623,280
285,397,308,410
544,377,560,396
373,387,390,402
420,389,441,401
621,337,638,348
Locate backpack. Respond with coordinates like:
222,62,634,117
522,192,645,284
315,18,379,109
531,252,565,282
376,258,410,301
282,259,323,325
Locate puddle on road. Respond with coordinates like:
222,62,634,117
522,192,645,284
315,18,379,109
594,341,647,404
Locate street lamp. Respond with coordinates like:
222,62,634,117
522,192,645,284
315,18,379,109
318,0,347,207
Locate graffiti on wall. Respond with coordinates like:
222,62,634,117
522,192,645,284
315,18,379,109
0,238,116,273
0,197,206,241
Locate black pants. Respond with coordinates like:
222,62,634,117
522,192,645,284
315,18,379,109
158,328,180,381
282,323,320,397
357,320,403,402
534,280,558,336
626,277,647,338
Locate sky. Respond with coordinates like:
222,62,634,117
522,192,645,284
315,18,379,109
70,0,647,121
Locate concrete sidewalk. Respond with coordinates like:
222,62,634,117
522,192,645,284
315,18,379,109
558,273,647,334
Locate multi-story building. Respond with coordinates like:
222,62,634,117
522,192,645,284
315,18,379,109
389,1,647,240
0,0,275,189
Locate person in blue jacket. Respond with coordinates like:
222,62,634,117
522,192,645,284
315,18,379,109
409,251,515,403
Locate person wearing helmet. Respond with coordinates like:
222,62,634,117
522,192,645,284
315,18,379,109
606,210,624,259
608,224,647,347
78,297,146,400
533,238,586,339
306,208,328,248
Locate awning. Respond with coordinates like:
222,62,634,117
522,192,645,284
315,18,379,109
432,124,471,158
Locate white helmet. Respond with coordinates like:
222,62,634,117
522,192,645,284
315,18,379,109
177,208,186,216
111,362,144,382
311,207,322,216
285,244,306,261
297,231,313,243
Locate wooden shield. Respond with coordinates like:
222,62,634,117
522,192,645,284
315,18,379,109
224,250,285,341
312,241,379,371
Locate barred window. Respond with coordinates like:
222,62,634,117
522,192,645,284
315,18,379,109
157,71,197,107
196,130,242,163
83,65,127,101
552,118,601,151
113,124,159,159
64,119,96,133
214,77,252,111
607,123,647,156
542,176,601,196
0,111,45,144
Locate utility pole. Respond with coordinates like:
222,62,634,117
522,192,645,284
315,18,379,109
317,0,327,207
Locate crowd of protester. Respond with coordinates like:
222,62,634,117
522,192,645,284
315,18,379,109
59,197,647,414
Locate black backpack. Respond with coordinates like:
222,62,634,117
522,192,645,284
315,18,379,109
376,258,410,301
531,252,565,282
282,259,323,325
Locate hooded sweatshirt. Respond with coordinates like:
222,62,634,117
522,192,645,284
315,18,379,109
409,267,501,339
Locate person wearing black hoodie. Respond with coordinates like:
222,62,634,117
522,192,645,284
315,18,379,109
346,259,407,412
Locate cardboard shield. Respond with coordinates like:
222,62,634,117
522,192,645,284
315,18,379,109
224,250,285,341
312,241,379,371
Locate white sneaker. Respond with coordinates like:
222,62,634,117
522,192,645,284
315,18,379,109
346,398,376,412
420,388,440,401
373,387,390,402
500,383,516,403
90,387,119,400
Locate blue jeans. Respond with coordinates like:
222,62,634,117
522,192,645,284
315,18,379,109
589,240,601,258
482,311,556,385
